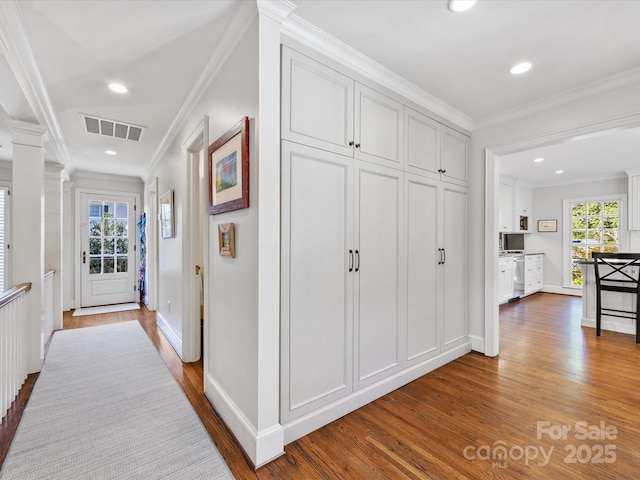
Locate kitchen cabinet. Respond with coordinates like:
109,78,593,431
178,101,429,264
405,107,468,187
282,46,403,168
499,179,514,232
499,177,532,232
627,170,640,230
520,254,544,296
498,257,515,304
515,185,532,232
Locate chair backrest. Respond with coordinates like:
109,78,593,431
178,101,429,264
592,252,640,294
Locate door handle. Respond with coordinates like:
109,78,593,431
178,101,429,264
442,248,446,264
83,251,86,264
437,248,443,265
349,250,353,272
355,250,360,272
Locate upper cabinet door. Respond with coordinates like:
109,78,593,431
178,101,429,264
354,83,403,168
282,47,354,156
440,126,469,186
405,107,439,178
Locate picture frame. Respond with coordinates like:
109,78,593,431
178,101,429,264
209,116,250,215
218,223,236,258
538,219,557,232
160,189,174,239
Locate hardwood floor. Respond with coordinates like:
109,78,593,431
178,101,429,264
3,294,640,478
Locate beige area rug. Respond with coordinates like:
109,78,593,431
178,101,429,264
0,321,234,479
71,302,141,317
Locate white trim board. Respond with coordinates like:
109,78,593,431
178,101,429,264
72,303,140,317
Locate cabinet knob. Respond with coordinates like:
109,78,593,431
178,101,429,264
355,143,361,149
349,141,354,146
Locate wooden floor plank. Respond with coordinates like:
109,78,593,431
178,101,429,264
2,294,640,478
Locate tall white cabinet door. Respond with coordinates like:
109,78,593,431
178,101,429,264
354,83,403,168
404,108,439,178
282,47,354,157
354,162,404,388
405,175,440,364
441,127,469,187
281,142,354,421
442,185,468,347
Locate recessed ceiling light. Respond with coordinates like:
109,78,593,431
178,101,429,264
108,83,128,94
105,150,117,155
449,0,477,13
555,170,564,174
534,157,544,163
510,62,532,75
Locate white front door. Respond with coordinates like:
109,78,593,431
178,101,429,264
81,193,137,307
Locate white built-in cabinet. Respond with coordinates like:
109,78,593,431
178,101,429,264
405,107,468,186
282,47,403,168
280,45,469,429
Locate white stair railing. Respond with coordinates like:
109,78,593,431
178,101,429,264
0,282,32,423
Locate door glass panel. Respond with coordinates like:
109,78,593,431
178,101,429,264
104,257,115,273
88,200,129,274
89,257,102,274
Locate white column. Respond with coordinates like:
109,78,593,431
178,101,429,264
45,162,65,331
8,120,47,373
254,0,295,467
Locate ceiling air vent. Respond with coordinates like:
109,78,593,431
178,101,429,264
80,114,146,142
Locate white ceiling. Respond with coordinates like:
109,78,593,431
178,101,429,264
1,0,640,180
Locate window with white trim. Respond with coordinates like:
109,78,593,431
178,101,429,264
570,199,620,286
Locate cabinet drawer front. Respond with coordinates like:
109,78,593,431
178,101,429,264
282,48,354,156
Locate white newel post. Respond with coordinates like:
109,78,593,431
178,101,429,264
8,120,47,373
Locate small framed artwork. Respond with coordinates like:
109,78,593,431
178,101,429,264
209,116,250,215
538,219,557,232
218,223,236,258
160,189,174,239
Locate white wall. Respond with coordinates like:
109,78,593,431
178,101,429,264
144,10,265,460
525,177,627,292
470,80,640,350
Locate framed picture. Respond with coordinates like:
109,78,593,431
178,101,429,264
160,190,174,238
218,223,235,258
209,117,250,215
538,219,557,232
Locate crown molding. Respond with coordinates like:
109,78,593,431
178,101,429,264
0,0,71,168
475,66,640,130
143,1,257,183
280,12,474,132
256,0,296,24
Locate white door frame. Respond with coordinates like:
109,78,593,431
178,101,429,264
484,113,640,357
74,188,141,309
145,178,159,311
180,116,209,363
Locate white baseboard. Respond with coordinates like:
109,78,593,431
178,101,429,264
204,373,284,468
542,285,582,296
469,334,484,353
582,317,636,336
282,341,471,445
156,312,183,359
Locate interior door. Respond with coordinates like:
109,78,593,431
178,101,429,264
81,193,137,307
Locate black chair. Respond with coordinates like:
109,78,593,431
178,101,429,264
592,252,640,343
